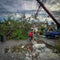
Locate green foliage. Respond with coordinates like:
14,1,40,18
0,14,31,40
54,45,60,53
12,28,28,40
40,25,46,35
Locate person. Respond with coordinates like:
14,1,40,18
28,30,34,42
48,26,54,32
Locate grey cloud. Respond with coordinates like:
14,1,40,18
0,0,23,13
0,0,60,20
51,11,60,18
52,11,60,15
46,0,60,5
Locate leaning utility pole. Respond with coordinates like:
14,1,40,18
36,0,60,28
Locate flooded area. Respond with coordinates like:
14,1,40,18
0,0,60,60
0,40,60,60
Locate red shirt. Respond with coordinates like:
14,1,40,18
29,32,33,37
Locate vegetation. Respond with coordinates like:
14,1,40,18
0,14,46,40
40,25,46,35
0,14,32,40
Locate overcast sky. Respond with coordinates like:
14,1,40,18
0,0,60,22
0,0,37,13
0,0,60,13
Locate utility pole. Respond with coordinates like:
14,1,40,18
36,0,60,28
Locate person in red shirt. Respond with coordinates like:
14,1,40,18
29,31,33,42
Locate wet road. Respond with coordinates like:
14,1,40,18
0,40,60,60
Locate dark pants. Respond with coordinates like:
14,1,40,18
29,36,33,41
